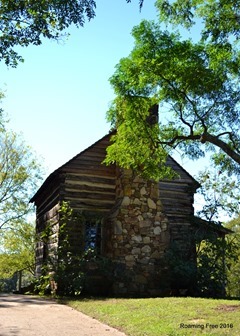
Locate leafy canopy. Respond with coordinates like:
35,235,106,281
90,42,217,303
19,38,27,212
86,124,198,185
0,0,96,66
0,0,143,67
196,169,240,222
225,215,240,297
105,18,239,180
155,0,240,44
0,118,42,230
0,221,36,278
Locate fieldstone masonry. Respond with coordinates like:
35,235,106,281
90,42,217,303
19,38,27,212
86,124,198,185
105,168,170,296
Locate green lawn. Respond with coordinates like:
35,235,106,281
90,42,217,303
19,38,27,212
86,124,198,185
62,297,240,336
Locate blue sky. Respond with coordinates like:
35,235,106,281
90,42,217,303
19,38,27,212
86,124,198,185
0,0,159,175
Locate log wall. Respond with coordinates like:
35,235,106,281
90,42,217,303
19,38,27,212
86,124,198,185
60,135,116,213
159,156,197,246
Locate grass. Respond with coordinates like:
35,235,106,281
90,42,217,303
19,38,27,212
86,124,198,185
62,296,240,336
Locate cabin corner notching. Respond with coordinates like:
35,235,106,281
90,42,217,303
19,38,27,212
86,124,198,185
30,132,224,297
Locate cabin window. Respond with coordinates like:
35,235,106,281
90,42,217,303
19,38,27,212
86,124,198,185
84,218,101,253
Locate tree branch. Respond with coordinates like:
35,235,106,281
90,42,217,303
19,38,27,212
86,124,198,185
200,132,240,164
159,133,201,147
157,129,240,165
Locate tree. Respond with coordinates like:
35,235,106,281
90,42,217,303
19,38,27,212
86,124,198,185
0,91,4,127
0,0,96,66
0,221,36,279
196,169,239,222
105,19,239,180
0,121,42,230
193,168,239,297
195,232,234,298
155,0,240,44
155,0,240,91
225,215,240,297
0,116,42,290
0,0,143,67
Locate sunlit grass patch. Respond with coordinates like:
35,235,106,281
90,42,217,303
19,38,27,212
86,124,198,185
62,297,240,336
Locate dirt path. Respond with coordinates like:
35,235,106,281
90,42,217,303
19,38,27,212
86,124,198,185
0,294,127,336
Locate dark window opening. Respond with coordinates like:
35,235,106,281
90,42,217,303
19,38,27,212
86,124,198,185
85,218,101,253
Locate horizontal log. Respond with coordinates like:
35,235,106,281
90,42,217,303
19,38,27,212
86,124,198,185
67,200,114,211
76,151,110,160
159,181,190,191
71,155,106,164
163,209,193,216
36,214,59,228
64,182,115,192
65,196,115,205
63,168,115,178
64,187,115,197
63,160,113,169
81,144,108,154
62,190,115,201
161,199,192,207
37,194,60,218
35,184,60,205
65,174,115,185
160,191,192,199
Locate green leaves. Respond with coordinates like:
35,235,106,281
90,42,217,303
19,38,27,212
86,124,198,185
0,116,42,282
105,96,176,180
156,0,240,43
107,18,240,180
0,0,97,66
197,169,240,222
0,122,43,230
225,216,240,297
0,0,147,66
0,221,36,278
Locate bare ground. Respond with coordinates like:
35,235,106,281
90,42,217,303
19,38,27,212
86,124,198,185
0,294,126,336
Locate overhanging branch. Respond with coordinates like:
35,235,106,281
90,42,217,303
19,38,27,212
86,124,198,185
200,132,240,164
157,131,240,165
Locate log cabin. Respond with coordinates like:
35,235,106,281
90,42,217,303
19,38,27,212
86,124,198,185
30,131,230,297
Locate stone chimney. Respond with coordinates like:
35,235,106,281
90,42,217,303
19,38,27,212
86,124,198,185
104,167,170,297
